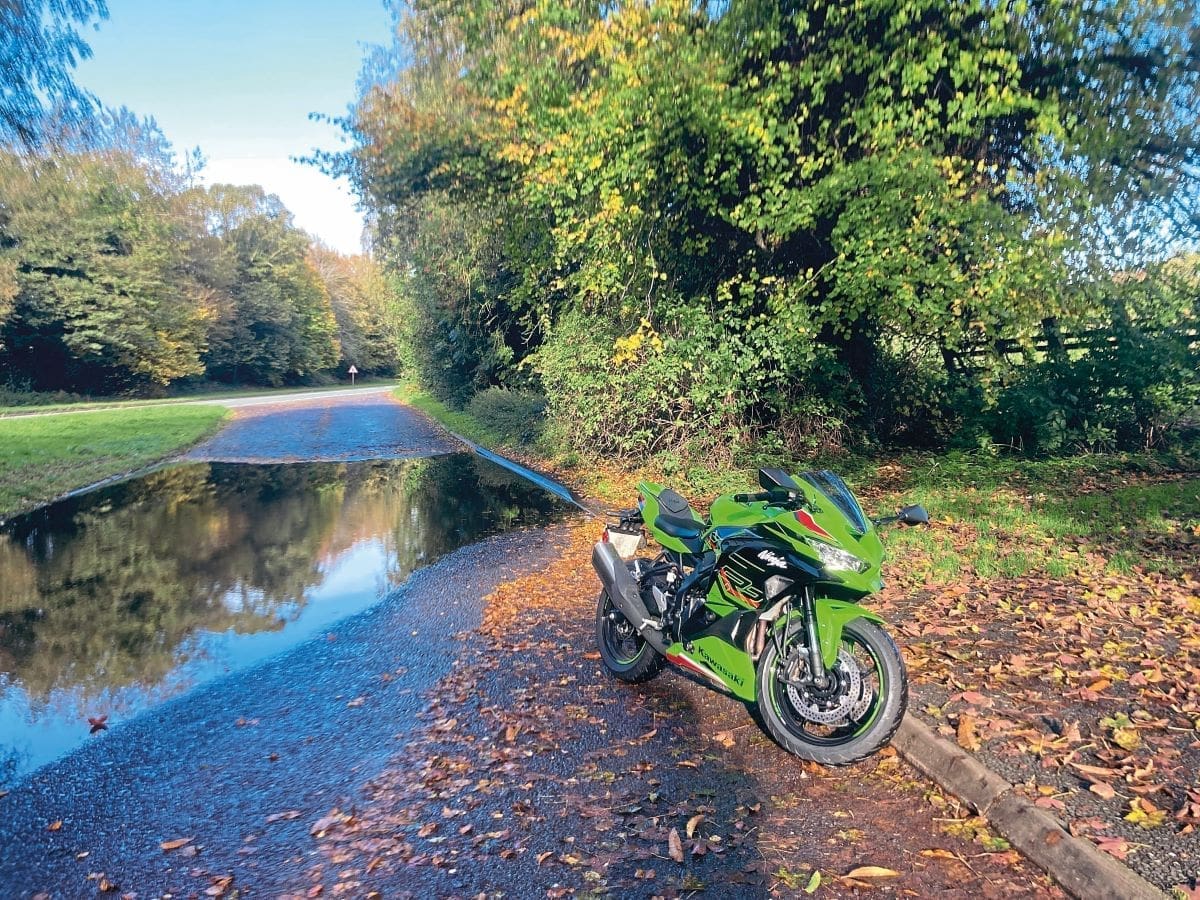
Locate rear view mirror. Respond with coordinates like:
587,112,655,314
898,504,929,526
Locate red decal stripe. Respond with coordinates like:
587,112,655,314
795,509,833,540
667,653,725,687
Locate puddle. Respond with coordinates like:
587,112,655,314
0,454,565,786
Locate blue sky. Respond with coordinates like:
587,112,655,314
76,0,394,254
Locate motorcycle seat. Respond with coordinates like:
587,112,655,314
656,513,704,540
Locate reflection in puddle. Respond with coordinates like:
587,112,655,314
0,454,564,785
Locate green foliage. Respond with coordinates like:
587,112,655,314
465,387,547,447
0,123,405,393
0,0,108,148
0,147,211,389
337,0,1200,463
201,187,340,385
377,194,519,405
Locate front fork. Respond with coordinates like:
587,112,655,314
800,587,831,689
763,586,830,688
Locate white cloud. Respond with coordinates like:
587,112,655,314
199,157,366,256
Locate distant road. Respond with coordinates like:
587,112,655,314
198,384,396,408
186,387,459,462
0,383,398,418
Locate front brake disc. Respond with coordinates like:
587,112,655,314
785,647,865,725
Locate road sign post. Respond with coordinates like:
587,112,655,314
348,364,358,385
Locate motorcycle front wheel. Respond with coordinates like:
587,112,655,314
756,618,907,765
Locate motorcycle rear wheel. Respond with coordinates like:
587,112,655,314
595,589,665,684
756,618,907,765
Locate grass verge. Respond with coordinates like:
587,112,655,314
0,405,229,518
0,379,398,417
396,382,1198,581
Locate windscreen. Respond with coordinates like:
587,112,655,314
800,470,869,535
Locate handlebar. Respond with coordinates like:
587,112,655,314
733,489,801,508
732,491,772,503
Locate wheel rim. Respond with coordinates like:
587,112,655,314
768,629,886,746
601,595,645,665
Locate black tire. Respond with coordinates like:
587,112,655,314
756,618,907,765
595,588,665,684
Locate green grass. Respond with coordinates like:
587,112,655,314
0,379,398,417
868,449,1199,580
393,383,514,449
0,405,229,518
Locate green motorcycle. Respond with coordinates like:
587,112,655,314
592,467,927,765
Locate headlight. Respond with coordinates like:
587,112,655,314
807,539,869,573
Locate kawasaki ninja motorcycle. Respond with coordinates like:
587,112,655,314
592,467,927,765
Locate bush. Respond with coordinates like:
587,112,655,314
982,322,1199,454
466,387,548,446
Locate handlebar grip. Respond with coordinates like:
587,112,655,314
733,491,770,503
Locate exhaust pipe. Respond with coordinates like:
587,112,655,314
591,541,670,656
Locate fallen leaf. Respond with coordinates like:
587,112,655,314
346,697,365,708
686,814,705,839
1070,762,1120,779
417,822,439,838
805,870,822,893
668,827,684,863
1125,798,1166,829
846,865,900,878
266,810,301,824
957,714,982,751
88,715,109,734
160,837,193,852
1089,782,1117,801
920,849,960,861
310,814,345,837
1095,837,1131,860
536,851,553,865
959,691,992,707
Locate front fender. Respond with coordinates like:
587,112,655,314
814,599,884,668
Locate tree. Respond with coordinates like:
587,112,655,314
199,185,339,385
308,245,407,375
336,0,1200,455
0,145,211,390
0,0,109,148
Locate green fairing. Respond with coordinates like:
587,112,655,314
709,485,886,600
665,637,758,702
814,600,883,669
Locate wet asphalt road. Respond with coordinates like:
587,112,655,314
0,526,567,897
187,391,458,463
0,392,553,896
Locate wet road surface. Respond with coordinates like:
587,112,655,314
187,391,457,462
0,528,566,897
